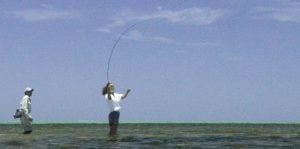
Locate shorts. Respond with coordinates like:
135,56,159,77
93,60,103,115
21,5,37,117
109,111,120,126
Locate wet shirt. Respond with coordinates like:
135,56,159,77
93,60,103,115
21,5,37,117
105,93,124,112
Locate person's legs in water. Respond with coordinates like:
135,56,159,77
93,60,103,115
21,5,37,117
110,125,117,136
108,111,120,136
20,115,32,134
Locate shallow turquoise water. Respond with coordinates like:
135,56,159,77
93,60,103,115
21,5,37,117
0,123,300,148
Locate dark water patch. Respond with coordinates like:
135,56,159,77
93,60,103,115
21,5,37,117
120,136,144,142
2,140,25,146
202,136,244,142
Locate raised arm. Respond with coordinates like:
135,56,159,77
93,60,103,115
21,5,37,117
121,89,131,99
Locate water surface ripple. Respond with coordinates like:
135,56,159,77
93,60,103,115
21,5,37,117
0,123,299,148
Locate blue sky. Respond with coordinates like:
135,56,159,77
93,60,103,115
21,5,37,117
0,0,299,122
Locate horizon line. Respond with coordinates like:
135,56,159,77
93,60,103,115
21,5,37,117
1,120,299,124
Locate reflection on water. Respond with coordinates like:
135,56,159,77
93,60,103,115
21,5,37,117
0,123,300,148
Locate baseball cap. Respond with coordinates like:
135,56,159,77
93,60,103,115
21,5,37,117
25,87,34,92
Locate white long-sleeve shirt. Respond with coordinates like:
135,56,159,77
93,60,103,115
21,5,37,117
20,95,32,118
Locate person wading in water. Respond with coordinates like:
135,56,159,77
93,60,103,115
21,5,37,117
19,87,34,134
102,83,130,136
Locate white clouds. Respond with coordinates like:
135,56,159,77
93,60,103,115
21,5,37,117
124,30,174,44
150,36,174,44
11,9,78,22
125,30,144,40
153,8,224,25
97,19,125,33
255,1,300,22
96,7,224,48
272,9,300,22
185,42,219,47
123,30,217,48
97,7,226,33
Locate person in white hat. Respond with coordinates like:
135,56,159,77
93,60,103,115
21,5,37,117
20,87,34,134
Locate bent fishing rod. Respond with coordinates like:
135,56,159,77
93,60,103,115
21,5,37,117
106,20,148,83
